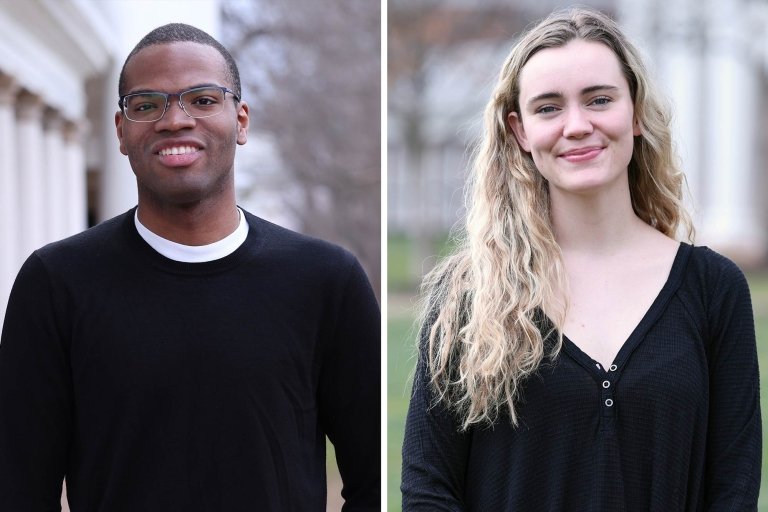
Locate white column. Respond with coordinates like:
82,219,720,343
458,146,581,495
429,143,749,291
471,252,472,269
701,0,764,261
656,0,704,230
616,0,657,59
16,91,46,259
98,63,136,221
44,109,66,242
0,74,19,325
63,121,88,236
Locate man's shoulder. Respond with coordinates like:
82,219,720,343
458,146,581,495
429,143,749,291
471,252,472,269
35,211,132,262
243,210,357,269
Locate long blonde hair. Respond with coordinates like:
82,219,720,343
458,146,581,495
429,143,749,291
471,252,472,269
420,8,694,431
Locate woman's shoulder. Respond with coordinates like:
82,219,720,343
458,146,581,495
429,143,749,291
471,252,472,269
677,243,751,321
684,244,747,287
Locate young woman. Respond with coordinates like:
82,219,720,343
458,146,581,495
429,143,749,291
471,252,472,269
401,8,761,511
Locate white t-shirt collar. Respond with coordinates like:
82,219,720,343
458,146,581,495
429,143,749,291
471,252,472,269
134,208,249,263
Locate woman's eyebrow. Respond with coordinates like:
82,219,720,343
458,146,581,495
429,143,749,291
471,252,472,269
526,91,563,108
581,84,619,94
526,84,620,109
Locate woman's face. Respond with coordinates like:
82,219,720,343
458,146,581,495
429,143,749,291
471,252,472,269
508,39,640,198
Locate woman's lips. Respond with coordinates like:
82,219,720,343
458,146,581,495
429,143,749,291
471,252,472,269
559,147,603,163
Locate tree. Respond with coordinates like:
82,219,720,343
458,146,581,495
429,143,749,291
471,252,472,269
223,0,381,297
388,1,529,284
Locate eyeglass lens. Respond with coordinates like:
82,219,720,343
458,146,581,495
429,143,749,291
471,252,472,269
123,87,227,122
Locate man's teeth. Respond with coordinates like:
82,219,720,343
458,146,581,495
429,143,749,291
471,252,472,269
159,146,198,156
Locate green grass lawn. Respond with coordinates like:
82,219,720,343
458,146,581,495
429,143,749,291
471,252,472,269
388,302,418,511
750,271,768,510
388,272,768,511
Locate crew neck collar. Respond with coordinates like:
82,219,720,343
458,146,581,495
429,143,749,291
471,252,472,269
134,208,249,263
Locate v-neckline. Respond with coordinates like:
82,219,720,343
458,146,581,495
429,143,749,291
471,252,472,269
559,242,693,379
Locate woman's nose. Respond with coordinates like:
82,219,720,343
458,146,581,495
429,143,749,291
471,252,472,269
562,107,593,138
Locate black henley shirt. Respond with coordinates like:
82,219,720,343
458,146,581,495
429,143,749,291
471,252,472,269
402,243,761,511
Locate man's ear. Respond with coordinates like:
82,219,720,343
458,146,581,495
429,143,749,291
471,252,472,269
115,111,128,156
236,101,249,145
507,111,530,152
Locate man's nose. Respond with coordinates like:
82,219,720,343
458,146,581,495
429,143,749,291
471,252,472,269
155,97,195,131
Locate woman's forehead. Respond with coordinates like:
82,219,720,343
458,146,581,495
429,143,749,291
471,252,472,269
518,41,627,99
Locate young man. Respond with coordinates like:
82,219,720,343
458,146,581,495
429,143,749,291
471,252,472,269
0,24,380,511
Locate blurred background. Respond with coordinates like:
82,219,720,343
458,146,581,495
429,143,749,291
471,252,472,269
0,0,379,510
3,0,768,508
388,0,768,510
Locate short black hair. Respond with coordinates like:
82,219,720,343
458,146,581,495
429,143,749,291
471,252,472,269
118,23,241,98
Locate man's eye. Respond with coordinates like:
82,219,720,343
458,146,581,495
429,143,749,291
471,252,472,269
134,103,159,112
126,94,165,113
190,96,218,106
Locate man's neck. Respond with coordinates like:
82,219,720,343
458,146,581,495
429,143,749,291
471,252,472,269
136,200,241,246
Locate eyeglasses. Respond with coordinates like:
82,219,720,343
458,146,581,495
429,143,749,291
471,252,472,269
119,86,241,123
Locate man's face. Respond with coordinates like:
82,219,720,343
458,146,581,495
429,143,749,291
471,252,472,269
115,42,248,208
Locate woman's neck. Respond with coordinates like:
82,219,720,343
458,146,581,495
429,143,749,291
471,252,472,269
550,184,648,256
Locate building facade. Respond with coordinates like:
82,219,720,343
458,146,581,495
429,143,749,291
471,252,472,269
619,0,768,264
388,0,768,271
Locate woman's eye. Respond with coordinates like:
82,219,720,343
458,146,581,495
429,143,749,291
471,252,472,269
590,96,612,106
535,105,558,114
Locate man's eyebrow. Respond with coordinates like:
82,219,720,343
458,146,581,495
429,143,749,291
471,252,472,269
125,83,223,95
124,88,162,96
525,84,620,108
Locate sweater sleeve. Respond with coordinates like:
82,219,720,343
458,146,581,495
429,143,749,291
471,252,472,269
318,256,381,511
401,323,469,511
704,255,761,510
0,253,73,510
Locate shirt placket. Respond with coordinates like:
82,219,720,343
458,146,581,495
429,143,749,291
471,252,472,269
595,362,618,431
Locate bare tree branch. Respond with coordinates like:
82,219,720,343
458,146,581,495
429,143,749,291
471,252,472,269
223,0,381,298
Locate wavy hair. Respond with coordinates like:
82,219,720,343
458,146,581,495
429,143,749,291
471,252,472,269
420,7,694,430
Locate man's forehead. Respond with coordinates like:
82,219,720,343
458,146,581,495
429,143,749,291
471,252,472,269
128,41,223,65
123,42,228,91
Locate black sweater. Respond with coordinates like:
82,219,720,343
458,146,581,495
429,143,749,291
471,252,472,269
0,209,380,511
402,243,761,511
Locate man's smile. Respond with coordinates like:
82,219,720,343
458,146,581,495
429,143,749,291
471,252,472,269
158,145,200,156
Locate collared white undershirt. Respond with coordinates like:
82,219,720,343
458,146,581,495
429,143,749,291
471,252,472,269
134,208,249,263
